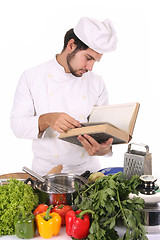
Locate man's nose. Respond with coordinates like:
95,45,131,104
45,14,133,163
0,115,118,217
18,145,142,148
86,61,94,71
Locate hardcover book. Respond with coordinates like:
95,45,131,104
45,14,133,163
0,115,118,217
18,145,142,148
58,102,140,147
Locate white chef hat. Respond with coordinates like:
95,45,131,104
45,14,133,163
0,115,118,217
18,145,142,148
73,17,117,54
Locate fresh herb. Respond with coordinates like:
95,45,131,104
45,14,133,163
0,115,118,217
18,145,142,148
0,178,39,236
75,172,148,240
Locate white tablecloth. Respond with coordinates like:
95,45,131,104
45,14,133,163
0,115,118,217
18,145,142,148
0,226,160,240
0,227,69,240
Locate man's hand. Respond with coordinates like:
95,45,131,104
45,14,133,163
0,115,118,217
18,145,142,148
47,164,63,174
39,112,81,133
77,135,113,156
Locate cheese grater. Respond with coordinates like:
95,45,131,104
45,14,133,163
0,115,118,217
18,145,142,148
123,143,152,179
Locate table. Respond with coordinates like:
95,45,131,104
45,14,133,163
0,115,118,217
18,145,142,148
0,227,69,240
1,226,160,240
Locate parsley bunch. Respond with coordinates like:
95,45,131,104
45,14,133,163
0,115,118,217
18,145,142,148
75,172,148,240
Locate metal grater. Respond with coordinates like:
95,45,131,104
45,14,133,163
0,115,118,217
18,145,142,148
123,143,152,179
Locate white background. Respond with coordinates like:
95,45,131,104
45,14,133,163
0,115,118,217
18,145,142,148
0,0,160,178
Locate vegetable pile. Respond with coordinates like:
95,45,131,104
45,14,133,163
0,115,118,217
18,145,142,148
0,178,39,236
75,172,148,240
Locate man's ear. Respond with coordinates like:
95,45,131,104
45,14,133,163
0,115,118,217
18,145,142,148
67,39,77,52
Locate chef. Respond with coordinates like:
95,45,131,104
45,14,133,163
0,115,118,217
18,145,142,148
10,17,117,176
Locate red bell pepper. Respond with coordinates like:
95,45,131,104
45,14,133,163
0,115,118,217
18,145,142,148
52,204,72,225
33,204,48,216
66,209,94,239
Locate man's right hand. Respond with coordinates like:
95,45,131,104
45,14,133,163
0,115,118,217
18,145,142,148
39,112,81,133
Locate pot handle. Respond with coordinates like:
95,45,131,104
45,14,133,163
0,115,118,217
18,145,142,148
24,177,35,187
80,170,91,179
22,166,45,183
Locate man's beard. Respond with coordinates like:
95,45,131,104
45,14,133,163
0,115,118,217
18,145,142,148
67,50,88,77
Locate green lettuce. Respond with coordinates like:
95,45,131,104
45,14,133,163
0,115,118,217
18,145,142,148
0,178,39,236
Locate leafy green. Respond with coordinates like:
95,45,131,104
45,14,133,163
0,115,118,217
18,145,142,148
75,172,148,240
0,178,39,236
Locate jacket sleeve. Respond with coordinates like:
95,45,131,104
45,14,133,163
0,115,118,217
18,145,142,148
94,74,109,106
10,72,40,139
97,80,109,106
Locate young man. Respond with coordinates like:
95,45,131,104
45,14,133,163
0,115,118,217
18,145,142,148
10,17,117,175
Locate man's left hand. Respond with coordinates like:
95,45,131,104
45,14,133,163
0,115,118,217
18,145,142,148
77,135,113,156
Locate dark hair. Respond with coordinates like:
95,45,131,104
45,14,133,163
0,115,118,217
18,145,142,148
62,28,88,51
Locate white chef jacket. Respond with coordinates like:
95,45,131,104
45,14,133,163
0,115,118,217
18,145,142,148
10,56,108,175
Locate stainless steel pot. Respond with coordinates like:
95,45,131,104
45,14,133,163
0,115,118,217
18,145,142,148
140,203,160,234
25,173,87,207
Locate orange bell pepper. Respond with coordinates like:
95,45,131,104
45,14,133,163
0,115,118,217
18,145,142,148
35,205,61,239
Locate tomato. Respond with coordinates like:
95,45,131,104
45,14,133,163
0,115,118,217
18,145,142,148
52,204,72,225
50,193,67,206
33,204,48,216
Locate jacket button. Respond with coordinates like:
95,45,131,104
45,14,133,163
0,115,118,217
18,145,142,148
52,133,57,138
79,115,85,121
48,73,53,78
54,154,59,159
81,152,85,157
49,92,54,97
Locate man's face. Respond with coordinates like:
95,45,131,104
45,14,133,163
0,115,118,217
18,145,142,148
67,48,103,77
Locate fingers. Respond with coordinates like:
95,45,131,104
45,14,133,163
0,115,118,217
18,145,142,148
106,138,113,145
77,135,113,156
77,135,100,156
65,114,81,128
48,112,81,133
55,122,76,133
47,164,63,174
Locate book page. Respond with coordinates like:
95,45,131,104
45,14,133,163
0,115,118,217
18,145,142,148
81,122,119,129
89,102,139,133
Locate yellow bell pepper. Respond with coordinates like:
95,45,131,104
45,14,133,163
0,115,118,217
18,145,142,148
35,205,61,239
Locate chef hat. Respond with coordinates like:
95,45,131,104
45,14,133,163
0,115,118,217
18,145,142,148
73,17,117,54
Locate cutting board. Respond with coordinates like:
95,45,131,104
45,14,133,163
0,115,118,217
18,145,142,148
0,172,35,180
0,165,63,180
